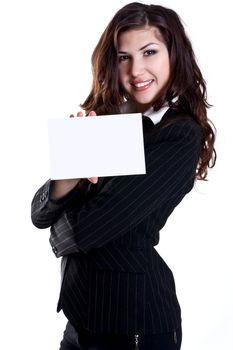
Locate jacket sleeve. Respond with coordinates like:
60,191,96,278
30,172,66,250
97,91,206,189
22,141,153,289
49,119,202,257
31,179,90,229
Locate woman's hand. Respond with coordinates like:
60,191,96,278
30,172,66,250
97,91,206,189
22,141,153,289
50,110,99,200
70,110,98,185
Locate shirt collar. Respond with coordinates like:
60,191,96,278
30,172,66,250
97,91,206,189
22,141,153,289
118,100,170,125
143,105,170,125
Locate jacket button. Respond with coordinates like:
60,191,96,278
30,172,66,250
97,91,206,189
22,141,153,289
40,191,48,202
52,246,58,255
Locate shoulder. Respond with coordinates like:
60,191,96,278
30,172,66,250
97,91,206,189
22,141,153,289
143,109,202,154
154,108,202,142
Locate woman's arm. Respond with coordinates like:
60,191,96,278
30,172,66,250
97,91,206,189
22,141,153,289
31,109,98,229
49,118,202,257
50,179,80,200
31,179,91,229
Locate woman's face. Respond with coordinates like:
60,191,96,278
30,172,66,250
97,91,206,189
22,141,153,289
117,26,170,112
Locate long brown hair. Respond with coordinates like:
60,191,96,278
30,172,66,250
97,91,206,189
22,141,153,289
81,2,216,180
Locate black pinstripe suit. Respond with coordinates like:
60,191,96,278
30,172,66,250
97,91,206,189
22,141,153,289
31,108,202,336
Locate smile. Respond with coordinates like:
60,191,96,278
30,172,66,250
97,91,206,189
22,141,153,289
131,79,153,91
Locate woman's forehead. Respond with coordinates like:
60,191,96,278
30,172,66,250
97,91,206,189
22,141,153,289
117,26,164,47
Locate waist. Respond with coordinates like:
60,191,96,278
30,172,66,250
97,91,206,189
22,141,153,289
88,243,167,273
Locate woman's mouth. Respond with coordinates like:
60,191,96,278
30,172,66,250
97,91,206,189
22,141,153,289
131,79,153,91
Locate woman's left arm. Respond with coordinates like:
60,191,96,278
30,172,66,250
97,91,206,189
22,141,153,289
50,119,202,257
31,179,90,229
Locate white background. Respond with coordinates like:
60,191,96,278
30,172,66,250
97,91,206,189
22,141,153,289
0,0,232,349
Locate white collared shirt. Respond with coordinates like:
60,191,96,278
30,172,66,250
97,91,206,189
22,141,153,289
118,100,170,125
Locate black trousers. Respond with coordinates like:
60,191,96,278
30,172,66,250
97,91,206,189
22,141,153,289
59,322,182,350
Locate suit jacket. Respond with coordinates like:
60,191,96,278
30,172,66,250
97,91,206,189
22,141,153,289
31,108,202,335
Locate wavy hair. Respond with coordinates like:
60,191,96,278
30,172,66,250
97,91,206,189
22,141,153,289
81,2,216,180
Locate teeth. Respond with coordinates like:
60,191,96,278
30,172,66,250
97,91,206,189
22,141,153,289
134,80,152,88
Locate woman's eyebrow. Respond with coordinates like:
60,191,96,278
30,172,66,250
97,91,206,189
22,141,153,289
118,42,159,54
139,42,159,50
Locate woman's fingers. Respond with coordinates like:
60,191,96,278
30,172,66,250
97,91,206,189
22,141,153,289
69,112,83,117
70,111,96,117
89,110,97,116
88,177,98,184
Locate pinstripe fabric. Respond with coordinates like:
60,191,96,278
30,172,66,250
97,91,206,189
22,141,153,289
31,108,202,335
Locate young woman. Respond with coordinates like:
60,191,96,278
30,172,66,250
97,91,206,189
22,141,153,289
31,2,216,349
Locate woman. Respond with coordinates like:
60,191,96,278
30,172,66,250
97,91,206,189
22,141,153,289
31,2,216,349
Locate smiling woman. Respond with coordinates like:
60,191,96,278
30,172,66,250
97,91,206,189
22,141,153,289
31,2,216,350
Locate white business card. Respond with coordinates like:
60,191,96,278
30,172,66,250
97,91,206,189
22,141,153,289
48,113,146,179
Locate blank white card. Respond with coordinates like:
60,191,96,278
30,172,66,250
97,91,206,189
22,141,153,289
48,113,146,180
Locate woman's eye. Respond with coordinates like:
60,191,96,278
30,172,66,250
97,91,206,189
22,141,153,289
144,49,157,56
118,55,129,62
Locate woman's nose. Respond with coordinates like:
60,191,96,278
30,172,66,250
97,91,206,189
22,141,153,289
130,58,145,77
